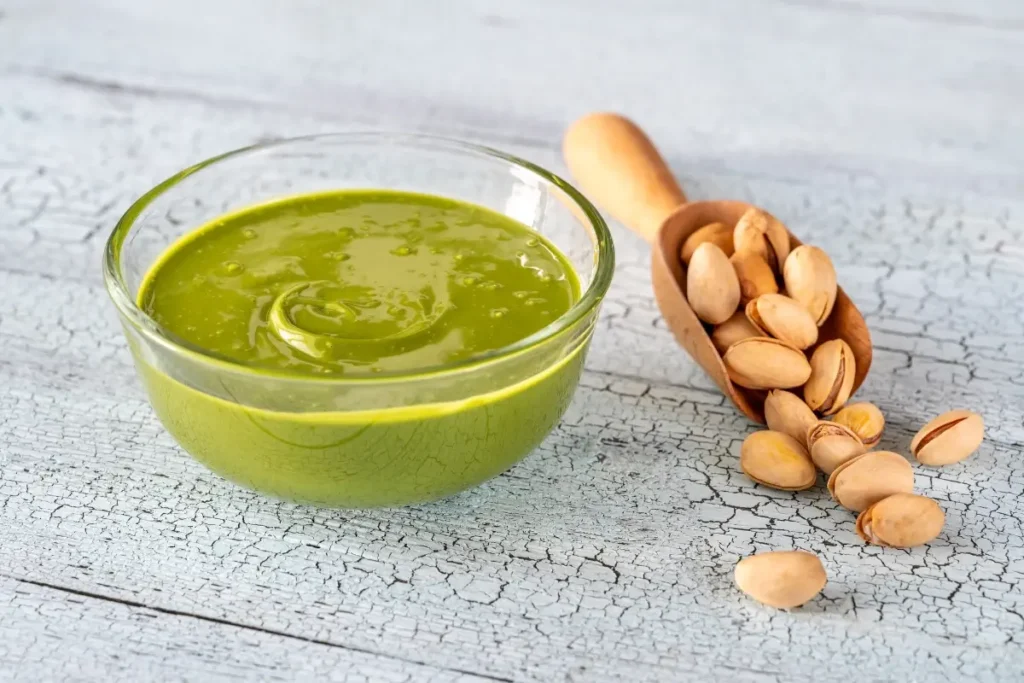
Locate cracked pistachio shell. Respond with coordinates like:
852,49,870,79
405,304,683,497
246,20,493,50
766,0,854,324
681,222,734,265
740,430,817,491
733,207,791,272
782,245,838,326
731,251,778,304
764,390,818,448
712,312,762,355
745,294,819,350
832,402,885,448
804,339,856,415
806,421,866,475
827,451,913,512
856,493,945,548
724,337,812,390
734,550,827,609
686,242,741,325
911,409,984,467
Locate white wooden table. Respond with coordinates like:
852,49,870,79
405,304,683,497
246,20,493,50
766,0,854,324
2,1,1023,681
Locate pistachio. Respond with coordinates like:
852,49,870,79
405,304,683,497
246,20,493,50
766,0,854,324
782,245,837,326
681,222,734,265
730,251,778,304
739,430,817,491
832,402,885,448
764,390,818,448
724,337,812,390
733,208,791,272
827,451,913,512
910,409,984,466
734,550,826,609
806,421,866,474
712,312,762,355
745,294,819,350
686,242,741,325
804,339,856,415
856,493,945,548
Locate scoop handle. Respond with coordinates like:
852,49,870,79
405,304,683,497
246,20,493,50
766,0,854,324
563,113,687,243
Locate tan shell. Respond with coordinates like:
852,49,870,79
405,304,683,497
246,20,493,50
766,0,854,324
764,390,818,448
711,312,762,355
724,337,812,390
733,207,791,272
827,451,913,512
686,242,741,324
680,222,734,265
856,493,945,548
734,550,826,609
783,245,837,326
804,339,856,415
833,402,885,448
739,430,817,491
911,409,984,466
745,294,819,350
731,251,778,304
806,421,866,474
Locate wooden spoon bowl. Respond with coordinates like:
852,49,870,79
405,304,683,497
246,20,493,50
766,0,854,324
564,113,872,423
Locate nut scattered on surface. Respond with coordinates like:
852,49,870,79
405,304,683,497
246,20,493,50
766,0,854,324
731,251,778,304
783,245,837,326
712,312,762,355
724,337,812,390
806,421,867,474
740,430,817,491
827,450,914,512
734,550,827,609
856,493,945,547
764,390,818,448
804,339,856,415
832,402,885,448
745,293,819,350
680,222,734,265
733,208,791,272
686,242,741,325
911,409,984,466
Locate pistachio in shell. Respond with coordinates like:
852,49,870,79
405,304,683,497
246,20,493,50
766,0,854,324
733,207,791,272
856,493,945,548
764,389,818,449
724,337,812,390
806,421,866,475
739,430,817,491
686,242,741,325
681,222,734,265
833,402,885,448
745,293,819,350
734,550,826,609
910,409,984,466
712,312,762,355
782,245,837,326
804,339,856,415
731,251,778,304
827,450,913,512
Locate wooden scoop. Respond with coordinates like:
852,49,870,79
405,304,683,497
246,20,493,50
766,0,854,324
563,113,872,423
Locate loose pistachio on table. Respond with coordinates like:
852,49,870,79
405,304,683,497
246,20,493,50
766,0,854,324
783,245,837,326
731,251,778,304
911,409,984,466
734,550,827,609
832,402,885,448
856,493,945,548
804,339,856,415
686,242,741,325
740,430,817,491
827,450,914,512
711,311,762,355
733,208,790,272
745,293,819,350
680,221,734,265
806,421,867,475
724,337,812,390
764,389,818,449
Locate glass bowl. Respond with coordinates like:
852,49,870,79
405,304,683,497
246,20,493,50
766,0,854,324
103,133,614,507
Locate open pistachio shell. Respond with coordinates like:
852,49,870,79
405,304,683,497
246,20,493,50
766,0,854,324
686,242,741,325
731,251,778,304
680,222,734,265
856,493,945,547
733,207,790,272
832,402,885,448
734,550,827,609
745,294,819,350
724,338,812,390
764,390,818,449
806,421,866,474
911,409,984,466
804,339,856,415
827,450,913,512
712,312,762,355
740,430,817,491
783,245,837,326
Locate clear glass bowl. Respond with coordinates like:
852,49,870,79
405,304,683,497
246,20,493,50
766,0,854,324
103,133,614,507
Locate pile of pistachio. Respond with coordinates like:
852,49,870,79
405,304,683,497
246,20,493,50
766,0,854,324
680,208,986,609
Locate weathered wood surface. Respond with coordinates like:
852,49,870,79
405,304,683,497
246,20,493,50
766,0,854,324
1,1,1023,681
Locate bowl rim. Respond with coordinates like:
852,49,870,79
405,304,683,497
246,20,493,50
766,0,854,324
103,131,615,385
